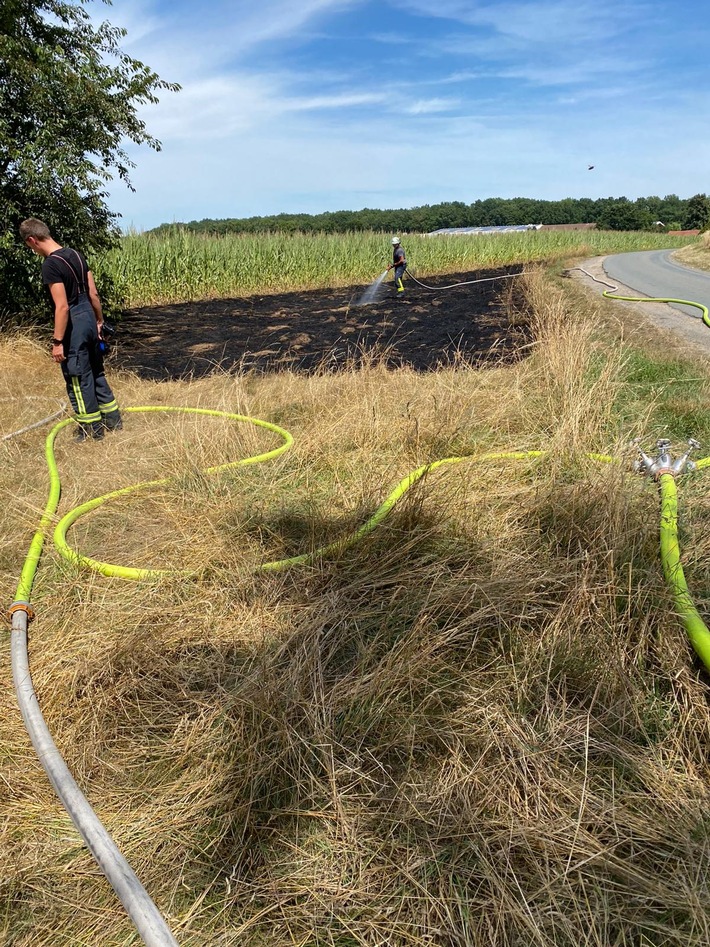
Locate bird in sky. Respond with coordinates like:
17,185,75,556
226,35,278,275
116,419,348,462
588,165,595,170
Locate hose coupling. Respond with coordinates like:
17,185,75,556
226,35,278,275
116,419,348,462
8,600,35,623
634,437,700,479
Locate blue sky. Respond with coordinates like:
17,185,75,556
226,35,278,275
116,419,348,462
102,0,710,230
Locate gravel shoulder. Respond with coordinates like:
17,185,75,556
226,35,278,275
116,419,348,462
567,255,710,355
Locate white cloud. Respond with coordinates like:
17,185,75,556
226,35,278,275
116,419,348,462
432,70,490,85
286,92,389,111
141,75,280,140
135,72,390,143
100,0,710,229
404,98,460,114
113,0,366,67
401,0,643,46
496,57,645,87
220,0,361,50
369,32,415,45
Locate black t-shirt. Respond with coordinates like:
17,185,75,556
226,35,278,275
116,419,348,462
41,247,90,307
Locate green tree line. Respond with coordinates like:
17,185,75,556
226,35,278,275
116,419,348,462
0,0,177,320
155,194,710,237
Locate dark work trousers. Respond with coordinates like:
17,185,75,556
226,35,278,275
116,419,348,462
60,295,121,437
394,264,406,295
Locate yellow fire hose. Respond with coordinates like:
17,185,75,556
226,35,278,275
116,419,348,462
7,268,710,945
660,459,710,670
602,287,710,329
573,266,710,669
20,413,710,679
573,264,710,330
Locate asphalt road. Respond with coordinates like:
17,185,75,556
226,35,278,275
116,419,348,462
603,249,710,319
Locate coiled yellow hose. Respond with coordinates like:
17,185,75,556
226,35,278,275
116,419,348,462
7,358,710,946
13,404,710,681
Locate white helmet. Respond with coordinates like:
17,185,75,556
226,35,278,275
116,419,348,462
391,236,400,245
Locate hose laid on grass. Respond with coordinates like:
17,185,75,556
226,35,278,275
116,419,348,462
8,390,710,945
52,407,293,580
659,470,710,670
1,397,67,441
10,411,551,947
54,430,546,578
9,407,292,947
10,619,180,946
574,264,710,669
26,406,710,679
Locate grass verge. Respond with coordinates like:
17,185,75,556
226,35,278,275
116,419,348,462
2,267,710,945
675,232,710,272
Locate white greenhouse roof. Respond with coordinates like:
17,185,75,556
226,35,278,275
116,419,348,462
427,224,543,235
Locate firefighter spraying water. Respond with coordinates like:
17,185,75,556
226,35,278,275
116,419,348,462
357,269,388,305
357,236,407,306
387,236,406,299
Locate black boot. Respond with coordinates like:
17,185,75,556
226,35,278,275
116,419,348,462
74,420,105,441
103,411,123,432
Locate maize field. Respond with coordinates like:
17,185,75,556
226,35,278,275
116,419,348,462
96,228,698,308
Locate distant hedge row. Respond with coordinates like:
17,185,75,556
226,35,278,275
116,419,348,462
152,194,710,236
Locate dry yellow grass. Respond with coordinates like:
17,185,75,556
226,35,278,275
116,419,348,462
675,232,710,272
2,271,710,946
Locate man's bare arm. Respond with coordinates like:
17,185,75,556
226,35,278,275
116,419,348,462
87,270,103,328
48,282,69,362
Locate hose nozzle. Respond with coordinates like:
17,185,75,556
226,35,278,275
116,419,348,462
672,438,701,475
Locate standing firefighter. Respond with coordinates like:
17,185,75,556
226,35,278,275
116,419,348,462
387,236,406,298
20,218,122,441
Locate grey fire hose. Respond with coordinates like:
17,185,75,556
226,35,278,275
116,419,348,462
11,609,179,946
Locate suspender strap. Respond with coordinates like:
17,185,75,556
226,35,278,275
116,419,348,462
52,249,89,298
